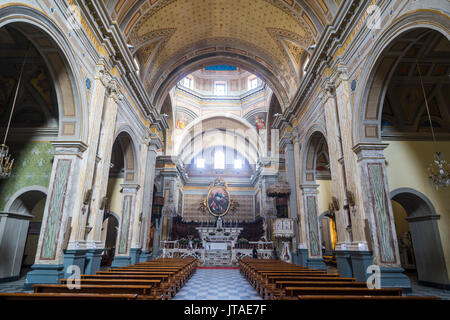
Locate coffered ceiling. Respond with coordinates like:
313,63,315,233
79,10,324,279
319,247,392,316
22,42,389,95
104,0,339,110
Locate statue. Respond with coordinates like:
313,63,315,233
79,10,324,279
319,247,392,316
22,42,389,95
216,216,223,229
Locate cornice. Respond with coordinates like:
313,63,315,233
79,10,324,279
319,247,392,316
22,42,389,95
83,0,157,124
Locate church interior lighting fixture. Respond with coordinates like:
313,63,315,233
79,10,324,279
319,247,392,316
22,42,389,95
416,59,450,189
0,46,30,179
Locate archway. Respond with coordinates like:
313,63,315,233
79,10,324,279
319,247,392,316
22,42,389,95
391,188,449,287
356,24,450,287
299,129,335,269
100,212,119,268
4,188,47,277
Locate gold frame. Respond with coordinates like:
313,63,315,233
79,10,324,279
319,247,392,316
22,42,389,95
206,184,231,217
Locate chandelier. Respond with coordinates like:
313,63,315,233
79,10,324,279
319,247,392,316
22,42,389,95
0,144,14,178
428,152,450,189
1,46,30,179
416,59,449,189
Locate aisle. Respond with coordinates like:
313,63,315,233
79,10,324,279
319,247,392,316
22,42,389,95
172,268,262,300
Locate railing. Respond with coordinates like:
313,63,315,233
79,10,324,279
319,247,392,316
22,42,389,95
160,240,274,264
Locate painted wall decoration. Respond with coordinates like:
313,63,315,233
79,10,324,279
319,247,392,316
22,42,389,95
247,112,267,133
40,159,71,260
30,68,52,109
174,110,195,130
0,142,54,210
367,163,396,263
306,196,321,257
0,75,15,117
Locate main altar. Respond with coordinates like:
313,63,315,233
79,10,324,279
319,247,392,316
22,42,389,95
160,178,273,265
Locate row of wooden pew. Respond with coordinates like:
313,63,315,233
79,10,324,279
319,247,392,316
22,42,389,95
0,257,197,300
239,258,438,300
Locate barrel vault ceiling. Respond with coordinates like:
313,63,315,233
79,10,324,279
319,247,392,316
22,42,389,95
103,0,339,110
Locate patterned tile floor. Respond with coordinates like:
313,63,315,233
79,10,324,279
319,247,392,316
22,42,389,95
172,268,262,300
1,270,449,300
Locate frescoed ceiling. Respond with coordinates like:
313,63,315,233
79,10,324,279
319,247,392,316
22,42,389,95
103,0,339,110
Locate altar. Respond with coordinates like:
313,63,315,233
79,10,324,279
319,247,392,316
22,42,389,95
206,242,228,250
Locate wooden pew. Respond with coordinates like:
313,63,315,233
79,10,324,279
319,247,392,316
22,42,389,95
283,287,403,298
297,295,439,300
262,276,356,298
240,258,438,301
33,284,161,299
0,292,139,300
0,257,197,301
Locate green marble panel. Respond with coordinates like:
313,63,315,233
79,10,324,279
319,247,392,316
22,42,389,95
307,196,320,257
368,164,395,263
41,159,71,260
118,195,131,254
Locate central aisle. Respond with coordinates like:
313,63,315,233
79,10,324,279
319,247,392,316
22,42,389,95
173,268,262,300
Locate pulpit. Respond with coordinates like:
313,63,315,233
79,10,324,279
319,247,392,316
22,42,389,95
272,218,294,262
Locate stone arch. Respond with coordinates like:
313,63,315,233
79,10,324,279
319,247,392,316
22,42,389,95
3,186,48,275
174,114,265,160
0,5,88,141
354,10,450,144
301,125,328,184
390,188,449,287
4,186,47,213
113,128,139,183
151,53,290,113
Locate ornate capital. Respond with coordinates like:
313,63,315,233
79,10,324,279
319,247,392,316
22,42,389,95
107,81,124,103
319,80,335,103
97,65,112,88
331,63,350,86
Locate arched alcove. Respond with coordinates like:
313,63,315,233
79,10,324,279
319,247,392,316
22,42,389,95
391,188,449,287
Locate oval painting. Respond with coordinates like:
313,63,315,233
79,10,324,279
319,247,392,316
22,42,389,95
207,186,230,216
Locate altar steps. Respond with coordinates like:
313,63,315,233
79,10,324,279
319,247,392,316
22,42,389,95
205,249,232,267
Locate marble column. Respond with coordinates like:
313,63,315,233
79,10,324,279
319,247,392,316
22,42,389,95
292,131,308,265
65,64,110,250
320,81,353,276
137,137,162,262
25,141,87,288
353,143,410,289
111,184,140,267
332,65,368,249
284,139,300,263
300,184,326,270
83,78,122,273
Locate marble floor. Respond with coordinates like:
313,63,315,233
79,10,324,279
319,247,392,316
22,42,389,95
172,268,262,300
